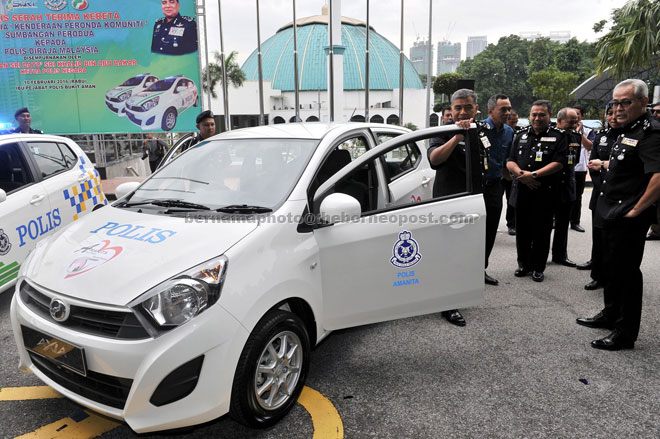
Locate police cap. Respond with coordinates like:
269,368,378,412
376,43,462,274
196,110,214,124
14,107,29,119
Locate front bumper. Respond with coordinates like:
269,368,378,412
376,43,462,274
105,99,126,117
124,107,160,130
10,281,249,433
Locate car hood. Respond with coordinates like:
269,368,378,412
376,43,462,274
24,206,258,306
126,90,165,106
106,86,134,99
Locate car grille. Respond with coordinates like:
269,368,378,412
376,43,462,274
29,352,133,410
20,281,150,340
127,104,144,112
107,96,120,103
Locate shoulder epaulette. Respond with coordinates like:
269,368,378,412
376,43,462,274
156,17,165,23
182,15,195,22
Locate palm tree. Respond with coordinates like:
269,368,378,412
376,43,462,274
594,0,660,77
202,51,246,98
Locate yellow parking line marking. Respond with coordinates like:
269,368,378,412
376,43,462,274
0,386,63,401
15,410,120,439
298,386,344,439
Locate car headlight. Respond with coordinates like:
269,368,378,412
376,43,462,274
132,256,228,328
118,91,132,101
141,97,159,111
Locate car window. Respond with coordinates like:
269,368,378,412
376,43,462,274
310,135,378,213
130,138,318,210
0,142,34,193
382,142,421,181
27,141,77,179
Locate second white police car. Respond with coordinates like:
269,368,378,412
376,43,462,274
11,123,485,432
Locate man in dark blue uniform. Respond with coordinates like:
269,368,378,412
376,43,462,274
151,0,198,56
506,100,568,282
576,79,660,350
10,108,43,134
481,94,514,286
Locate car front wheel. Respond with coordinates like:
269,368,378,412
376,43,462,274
161,107,177,131
230,309,310,428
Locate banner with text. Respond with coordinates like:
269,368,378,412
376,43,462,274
1,0,201,134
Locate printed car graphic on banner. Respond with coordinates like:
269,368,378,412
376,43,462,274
105,74,159,117
123,75,199,131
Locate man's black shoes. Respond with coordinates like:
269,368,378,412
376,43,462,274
485,272,499,286
552,257,577,267
442,310,466,326
576,260,592,270
584,280,603,290
507,227,516,236
571,223,586,232
591,330,635,351
514,267,531,277
532,271,544,282
576,311,614,329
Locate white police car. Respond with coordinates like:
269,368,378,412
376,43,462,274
123,75,199,131
0,134,106,294
105,73,160,117
11,123,484,432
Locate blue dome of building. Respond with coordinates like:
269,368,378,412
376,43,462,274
241,15,424,92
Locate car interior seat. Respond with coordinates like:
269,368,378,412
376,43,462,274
315,149,370,212
0,149,23,193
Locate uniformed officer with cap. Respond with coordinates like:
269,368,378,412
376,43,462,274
186,110,216,149
10,108,43,134
151,0,198,55
551,107,581,267
577,104,621,291
576,79,660,350
428,88,487,326
506,100,568,282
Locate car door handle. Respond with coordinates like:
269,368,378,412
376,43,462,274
77,174,89,182
421,176,431,187
30,194,46,204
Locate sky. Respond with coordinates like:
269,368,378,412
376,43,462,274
202,0,630,67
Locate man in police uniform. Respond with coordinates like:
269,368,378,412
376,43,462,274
646,102,660,240
504,109,522,236
10,108,43,134
481,94,514,286
428,88,486,325
578,104,621,290
551,108,580,267
576,79,660,350
506,100,567,282
151,0,198,55
188,110,216,148
570,106,595,232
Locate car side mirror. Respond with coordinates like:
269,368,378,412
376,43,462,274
318,193,361,225
0,189,6,203
115,181,140,200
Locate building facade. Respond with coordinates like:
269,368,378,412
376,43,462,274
436,40,461,74
466,36,487,59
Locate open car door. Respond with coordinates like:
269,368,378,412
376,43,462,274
312,125,485,330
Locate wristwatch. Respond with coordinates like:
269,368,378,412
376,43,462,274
531,171,538,179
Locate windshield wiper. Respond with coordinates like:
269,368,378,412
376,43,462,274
216,204,273,214
122,199,211,210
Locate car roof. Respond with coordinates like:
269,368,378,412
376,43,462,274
208,122,409,142
0,133,76,143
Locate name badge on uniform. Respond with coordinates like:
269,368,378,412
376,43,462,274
483,157,489,170
535,151,543,162
540,137,556,142
568,155,574,165
169,27,185,37
480,136,491,148
621,137,638,147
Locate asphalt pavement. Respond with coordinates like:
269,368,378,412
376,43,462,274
1,188,659,438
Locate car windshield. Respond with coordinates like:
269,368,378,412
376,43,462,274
121,76,144,86
129,138,318,210
146,77,176,92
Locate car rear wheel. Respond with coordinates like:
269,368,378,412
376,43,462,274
161,108,177,131
230,309,310,428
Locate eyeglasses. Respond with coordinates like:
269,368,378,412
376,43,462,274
607,98,641,108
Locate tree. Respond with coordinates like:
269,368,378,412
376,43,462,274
528,66,579,111
527,38,558,76
202,51,246,98
594,0,660,77
432,72,462,97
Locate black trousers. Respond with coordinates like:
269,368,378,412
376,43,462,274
590,216,605,282
570,171,587,225
515,187,554,272
503,179,515,228
601,216,651,341
552,200,572,260
483,179,504,268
